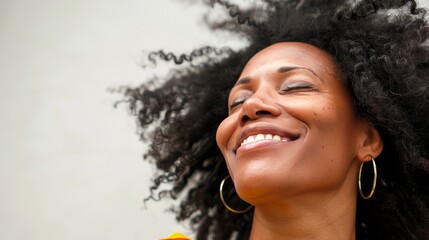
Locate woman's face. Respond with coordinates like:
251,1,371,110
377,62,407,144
216,42,368,204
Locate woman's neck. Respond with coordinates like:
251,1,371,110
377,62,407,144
249,189,357,240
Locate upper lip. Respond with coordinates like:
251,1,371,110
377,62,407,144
234,123,300,152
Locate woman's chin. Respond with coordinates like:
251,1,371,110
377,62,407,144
233,175,286,204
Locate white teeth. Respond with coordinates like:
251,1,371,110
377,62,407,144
241,134,289,146
255,134,264,141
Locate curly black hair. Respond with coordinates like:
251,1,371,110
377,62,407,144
122,0,429,239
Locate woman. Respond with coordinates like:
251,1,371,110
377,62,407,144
123,0,429,239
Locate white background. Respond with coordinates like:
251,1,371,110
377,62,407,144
0,1,225,239
1,0,428,239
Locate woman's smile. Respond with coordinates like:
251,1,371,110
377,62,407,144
235,123,300,155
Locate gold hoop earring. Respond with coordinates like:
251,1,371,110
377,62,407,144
358,156,377,199
219,176,253,214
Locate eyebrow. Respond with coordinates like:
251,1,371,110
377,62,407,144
234,77,251,86
234,65,322,87
278,66,320,79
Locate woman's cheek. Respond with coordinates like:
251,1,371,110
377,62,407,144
216,115,236,155
216,116,238,176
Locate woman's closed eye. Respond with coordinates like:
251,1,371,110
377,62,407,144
229,82,314,111
280,82,314,93
229,97,247,110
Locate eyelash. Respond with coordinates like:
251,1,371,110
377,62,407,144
280,82,314,92
230,97,246,109
229,82,314,110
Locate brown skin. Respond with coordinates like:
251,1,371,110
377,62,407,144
216,42,384,239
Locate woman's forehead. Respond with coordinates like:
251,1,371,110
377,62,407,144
239,42,338,79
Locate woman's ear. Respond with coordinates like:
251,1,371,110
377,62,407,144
356,122,384,162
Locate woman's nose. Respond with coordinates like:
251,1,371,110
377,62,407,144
239,93,281,125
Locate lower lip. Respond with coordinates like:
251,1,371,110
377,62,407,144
236,139,290,155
